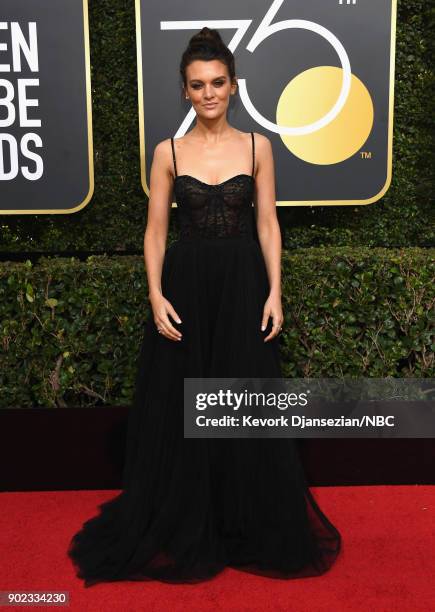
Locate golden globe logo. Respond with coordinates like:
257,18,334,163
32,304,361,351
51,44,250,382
138,0,397,206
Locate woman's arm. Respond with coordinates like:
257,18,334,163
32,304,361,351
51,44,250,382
144,139,173,297
252,133,284,341
143,139,182,342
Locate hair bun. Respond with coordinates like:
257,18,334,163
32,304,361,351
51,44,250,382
189,27,224,48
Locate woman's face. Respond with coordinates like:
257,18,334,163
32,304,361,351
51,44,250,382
184,60,236,119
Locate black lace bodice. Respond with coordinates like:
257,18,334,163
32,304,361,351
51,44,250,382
171,133,256,240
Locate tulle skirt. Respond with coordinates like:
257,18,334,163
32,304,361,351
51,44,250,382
67,236,342,586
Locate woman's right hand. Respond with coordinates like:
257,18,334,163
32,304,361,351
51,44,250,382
149,291,182,342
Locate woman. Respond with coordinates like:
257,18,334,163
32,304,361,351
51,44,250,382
68,27,341,586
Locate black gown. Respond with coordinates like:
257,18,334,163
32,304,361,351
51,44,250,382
67,132,342,586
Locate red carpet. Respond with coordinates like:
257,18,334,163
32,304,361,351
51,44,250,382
0,486,433,611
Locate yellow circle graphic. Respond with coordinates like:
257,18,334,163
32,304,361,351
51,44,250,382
276,66,374,165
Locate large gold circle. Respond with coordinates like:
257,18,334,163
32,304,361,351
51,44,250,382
276,66,374,165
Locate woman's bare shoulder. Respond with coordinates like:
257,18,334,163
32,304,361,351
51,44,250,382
251,131,271,146
152,138,176,172
251,132,272,161
154,137,173,155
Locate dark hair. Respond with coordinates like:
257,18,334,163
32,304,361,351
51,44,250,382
179,27,236,91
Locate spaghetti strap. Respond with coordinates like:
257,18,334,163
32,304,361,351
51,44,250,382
250,131,255,177
170,137,178,178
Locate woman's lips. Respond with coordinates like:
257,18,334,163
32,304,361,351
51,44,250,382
204,103,217,108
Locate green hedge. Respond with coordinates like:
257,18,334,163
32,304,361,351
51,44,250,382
0,247,433,408
0,0,433,252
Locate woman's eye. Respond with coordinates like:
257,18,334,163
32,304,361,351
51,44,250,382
191,81,225,89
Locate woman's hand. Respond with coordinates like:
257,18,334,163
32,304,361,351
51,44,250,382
261,292,283,342
149,291,182,342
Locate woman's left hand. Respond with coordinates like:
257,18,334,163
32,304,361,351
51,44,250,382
261,293,284,342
